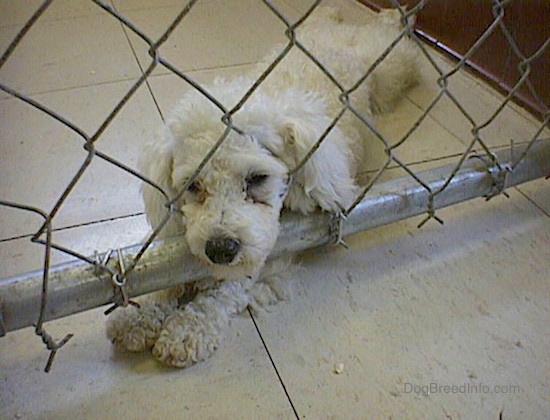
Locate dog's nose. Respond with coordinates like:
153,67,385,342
205,237,241,264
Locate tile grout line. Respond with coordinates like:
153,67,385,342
0,76,141,101
0,212,145,243
109,0,167,122
248,308,301,420
110,1,263,122
514,185,550,218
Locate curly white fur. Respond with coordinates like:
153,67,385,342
106,6,420,368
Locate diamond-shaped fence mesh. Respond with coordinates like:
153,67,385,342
0,0,549,371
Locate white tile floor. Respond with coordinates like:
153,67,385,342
1,1,549,418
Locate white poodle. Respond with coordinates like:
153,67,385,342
106,6,420,368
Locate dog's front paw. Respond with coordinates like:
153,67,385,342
106,302,169,352
152,308,223,368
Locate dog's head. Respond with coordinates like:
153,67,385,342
140,85,358,280
173,131,290,280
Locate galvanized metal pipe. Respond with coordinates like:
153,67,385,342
1,139,549,334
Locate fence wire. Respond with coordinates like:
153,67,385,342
0,0,549,371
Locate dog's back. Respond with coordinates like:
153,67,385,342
258,7,420,116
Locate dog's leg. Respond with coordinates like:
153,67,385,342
106,287,182,352
248,257,293,312
152,277,255,368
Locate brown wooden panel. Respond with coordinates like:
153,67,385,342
359,0,550,117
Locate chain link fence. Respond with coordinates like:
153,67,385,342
1,0,549,371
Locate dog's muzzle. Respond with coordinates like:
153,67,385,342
205,237,241,265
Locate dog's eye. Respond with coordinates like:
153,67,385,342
246,173,268,188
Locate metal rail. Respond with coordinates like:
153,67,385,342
1,139,549,334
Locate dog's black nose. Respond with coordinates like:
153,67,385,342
205,237,241,264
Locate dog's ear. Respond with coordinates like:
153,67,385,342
139,132,184,236
275,117,359,214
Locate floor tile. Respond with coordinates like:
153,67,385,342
374,96,466,170
517,177,550,215
0,0,43,27
0,8,141,95
409,51,550,149
0,0,111,27
253,189,550,418
0,307,296,419
113,0,215,12
0,80,162,240
0,214,149,279
119,0,294,77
